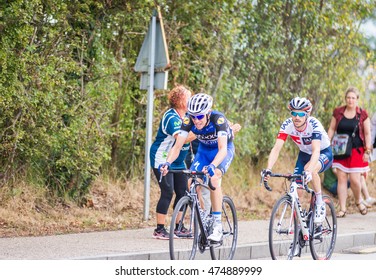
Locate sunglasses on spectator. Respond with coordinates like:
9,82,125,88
190,114,206,120
291,111,307,117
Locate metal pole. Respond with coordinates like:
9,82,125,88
143,12,156,221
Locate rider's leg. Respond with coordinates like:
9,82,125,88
305,150,332,205
209,169,223,213
308,161,323,203
305,160,326,224
208,169,223,242
201,187,211,216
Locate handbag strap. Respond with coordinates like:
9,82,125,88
351,108,361,138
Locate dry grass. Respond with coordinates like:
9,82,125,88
0,178,155,237
0,157,375,237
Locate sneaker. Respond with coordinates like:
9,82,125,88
207,223,223,242
152,227,170,240
174,225,193,238
314,202,326,224
365,197,376,206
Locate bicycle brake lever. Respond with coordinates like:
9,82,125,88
208,178,216,191
264,181,272,192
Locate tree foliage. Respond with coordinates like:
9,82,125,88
0,0,374,199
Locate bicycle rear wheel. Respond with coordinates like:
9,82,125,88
169,196,199,260
210,195,238,260
269,195,298,260
309,195,337,260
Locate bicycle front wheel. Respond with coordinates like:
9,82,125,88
210,195,238,260
269,195,298,260
309,195,337,260
169,196,199,260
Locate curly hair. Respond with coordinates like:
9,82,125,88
168,85,192,109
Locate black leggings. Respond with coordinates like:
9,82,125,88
153,168,188,215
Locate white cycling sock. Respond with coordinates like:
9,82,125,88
212,212,221,225
316,192,323,205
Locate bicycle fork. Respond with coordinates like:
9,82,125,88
286,184,310,257
289,182,310,241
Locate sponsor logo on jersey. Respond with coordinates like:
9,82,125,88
218,131,228,137
217,117,225,125
193,161,200,171
312,132,321,140
181,145,189,151
280,118,292,130
173,120,182,129
309,118,319,129
302,137,312,145
197,134,218,141
204,140,219,146
183,116,190,125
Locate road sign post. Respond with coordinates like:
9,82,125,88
134,7,170,221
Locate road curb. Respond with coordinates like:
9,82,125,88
78,231,376,260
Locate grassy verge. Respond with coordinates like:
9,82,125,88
0,156,375,237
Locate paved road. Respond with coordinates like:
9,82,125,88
0,211,375,260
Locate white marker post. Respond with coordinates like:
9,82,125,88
134,7,170,221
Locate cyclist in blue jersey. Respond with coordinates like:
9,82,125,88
150,85,196,240
262,97,333,224
160,93,235,242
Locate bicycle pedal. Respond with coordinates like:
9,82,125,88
209,240,223,246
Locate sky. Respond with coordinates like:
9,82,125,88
360,20,376,39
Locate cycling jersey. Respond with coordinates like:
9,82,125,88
150,108,189,169
179,110,233,148
178,110,234,174
277,116,331,154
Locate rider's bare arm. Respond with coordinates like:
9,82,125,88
267,138,285,170
210,136,228,168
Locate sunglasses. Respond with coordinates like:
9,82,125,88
190,114,206,120
291,111,307,117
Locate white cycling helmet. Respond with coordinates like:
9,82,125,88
187,93,213,116
288,97,312,113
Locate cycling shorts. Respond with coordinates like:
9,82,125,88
294,146,333,176
190,141,235,175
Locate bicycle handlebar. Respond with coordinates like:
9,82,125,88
260,171,313,194
159,169,216,191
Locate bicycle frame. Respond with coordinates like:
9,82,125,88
264,171,337,260
169,169,238,260
264,172,312,239
169,170,215,246
287,180,313,242
186,177,212,245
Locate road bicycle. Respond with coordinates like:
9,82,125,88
261,171,337,260
166,169,238,260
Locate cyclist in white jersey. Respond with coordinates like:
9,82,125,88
262,97,333,224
